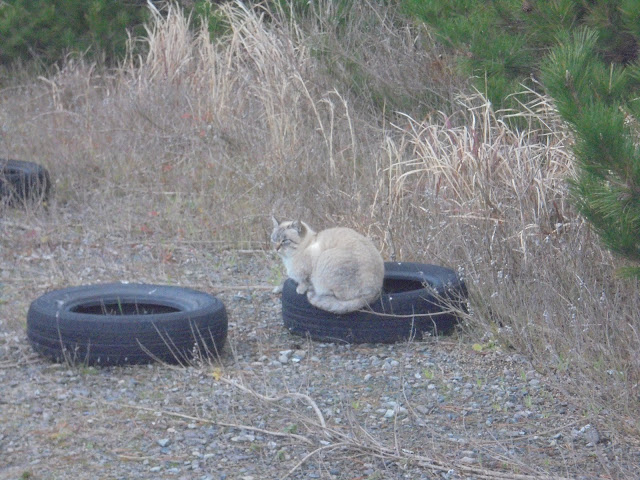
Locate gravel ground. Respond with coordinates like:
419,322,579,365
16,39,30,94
1,220,639,479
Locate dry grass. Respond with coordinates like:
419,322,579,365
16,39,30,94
379,93,640,426
1,0,638,448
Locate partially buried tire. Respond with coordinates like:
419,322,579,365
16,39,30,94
0,159,52,205
27,283,228,366
282,262,467,344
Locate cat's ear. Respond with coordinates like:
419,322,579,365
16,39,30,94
292,220,306,235
271,216,280,228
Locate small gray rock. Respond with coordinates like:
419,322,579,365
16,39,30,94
157,438,171,447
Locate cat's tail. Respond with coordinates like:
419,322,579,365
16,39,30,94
307,292,374,314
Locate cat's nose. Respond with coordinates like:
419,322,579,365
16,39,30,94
274,240,282,251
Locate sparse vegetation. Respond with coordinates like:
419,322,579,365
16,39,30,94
1,1,639,477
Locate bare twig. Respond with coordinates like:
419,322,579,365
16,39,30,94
99,400,315,446
280,442,350,480
220,377,328,431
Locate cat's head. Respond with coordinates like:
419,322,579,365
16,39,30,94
270,217,311,257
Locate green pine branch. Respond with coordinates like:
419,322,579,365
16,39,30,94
541,28,640,277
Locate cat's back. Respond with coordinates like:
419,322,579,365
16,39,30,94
312,226,384,294
314,228,383,270
315,227,373,250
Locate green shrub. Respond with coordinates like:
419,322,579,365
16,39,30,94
0,0,149,66
541,29,640,278
191,0,232,40
403,0,640,111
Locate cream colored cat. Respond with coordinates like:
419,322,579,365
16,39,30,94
271,217,384,314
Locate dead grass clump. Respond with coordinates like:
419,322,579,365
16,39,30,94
275,0,463,119
379,93,575,255
376,92,640,424
116,1,378,239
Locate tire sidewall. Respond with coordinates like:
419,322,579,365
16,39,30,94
1,159,51,204
27,283,227,365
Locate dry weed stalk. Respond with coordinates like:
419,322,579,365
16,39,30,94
382,94,576,257
104,399,315,446
141,2,195,83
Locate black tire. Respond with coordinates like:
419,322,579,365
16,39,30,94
281,262,467,344
0,159,52,205
27,283,228,366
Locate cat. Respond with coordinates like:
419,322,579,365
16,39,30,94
271,217,385,314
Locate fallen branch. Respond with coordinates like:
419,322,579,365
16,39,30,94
98,399,315,446
220,377,328,431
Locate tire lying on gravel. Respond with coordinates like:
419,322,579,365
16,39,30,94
27,283,228,366
0,159,52,205
282,262,467,344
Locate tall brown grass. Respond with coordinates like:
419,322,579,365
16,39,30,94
1,0,638,438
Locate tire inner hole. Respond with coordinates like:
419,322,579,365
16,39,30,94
382,278,430,294
71,300,181,316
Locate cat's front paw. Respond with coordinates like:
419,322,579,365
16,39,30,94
296,283,308,295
